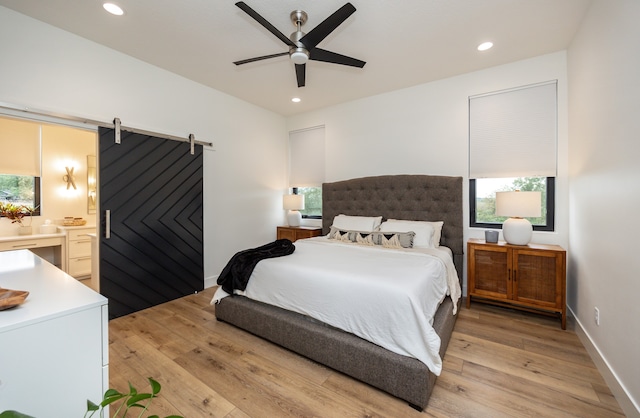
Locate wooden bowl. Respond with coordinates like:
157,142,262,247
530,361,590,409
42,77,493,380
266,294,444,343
0,288,29,310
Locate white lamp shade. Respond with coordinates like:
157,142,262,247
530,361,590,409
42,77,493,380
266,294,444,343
496,191,541,245
495,191,541,218
283,194,305,211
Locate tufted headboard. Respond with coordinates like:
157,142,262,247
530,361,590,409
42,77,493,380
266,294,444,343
322,174,463,276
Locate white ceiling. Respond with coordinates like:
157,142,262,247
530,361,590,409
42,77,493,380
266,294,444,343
0,0,591,116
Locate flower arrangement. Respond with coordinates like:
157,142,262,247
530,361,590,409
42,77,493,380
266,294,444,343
0,202,36,226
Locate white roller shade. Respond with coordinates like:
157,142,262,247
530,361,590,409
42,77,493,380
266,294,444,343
289,126,325,187
469,81,557,178
0,116,41,177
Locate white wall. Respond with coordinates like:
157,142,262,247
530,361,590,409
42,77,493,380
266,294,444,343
567,0,640,414
0,6,288,283
287,51,571,294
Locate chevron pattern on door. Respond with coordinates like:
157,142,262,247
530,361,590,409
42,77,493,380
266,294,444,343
99,128,204,319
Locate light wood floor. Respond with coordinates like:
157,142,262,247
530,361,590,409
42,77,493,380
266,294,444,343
109,287,625,417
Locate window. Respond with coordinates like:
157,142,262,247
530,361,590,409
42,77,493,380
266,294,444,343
470,177,554,231
0,116,42,216
293,186,322,219
469,81,557,231
0,174,41,215
289,126,325,218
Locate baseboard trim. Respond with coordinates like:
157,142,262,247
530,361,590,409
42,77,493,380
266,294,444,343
204,275,218,290
569,306,640,417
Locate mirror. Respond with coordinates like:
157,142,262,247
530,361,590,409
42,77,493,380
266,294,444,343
87,155,96,214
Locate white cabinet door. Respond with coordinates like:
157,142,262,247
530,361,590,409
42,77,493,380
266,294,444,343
0,306,105,416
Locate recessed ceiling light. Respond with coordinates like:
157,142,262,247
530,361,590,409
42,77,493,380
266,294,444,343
103,3,124,16
291,97,301,103
477,41,493,51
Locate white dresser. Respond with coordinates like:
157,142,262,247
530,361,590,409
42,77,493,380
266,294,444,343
58,225,96,279
0,250,108,416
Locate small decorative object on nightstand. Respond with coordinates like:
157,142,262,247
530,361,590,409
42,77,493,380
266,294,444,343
484,230,499,243
467,238,567,329
277,226,322,242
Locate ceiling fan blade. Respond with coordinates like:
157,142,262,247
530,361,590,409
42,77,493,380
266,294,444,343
295,64,306,87
299,3,356,49
234,52,289,65
235,2,296,47
310,48,366,68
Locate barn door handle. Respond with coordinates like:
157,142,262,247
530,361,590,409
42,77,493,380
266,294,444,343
105,209,111,239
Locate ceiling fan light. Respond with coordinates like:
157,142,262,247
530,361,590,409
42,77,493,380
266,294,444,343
290,49,309,65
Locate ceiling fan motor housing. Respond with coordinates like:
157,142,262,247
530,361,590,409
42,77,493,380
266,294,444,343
289,10,309,64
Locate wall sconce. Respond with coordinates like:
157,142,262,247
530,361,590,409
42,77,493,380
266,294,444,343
63,166,77,190
87,155,97,213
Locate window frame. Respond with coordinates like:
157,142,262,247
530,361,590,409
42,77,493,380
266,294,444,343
0,175,41,217
292,186,322,220
469,177,555,231
33,176,41,216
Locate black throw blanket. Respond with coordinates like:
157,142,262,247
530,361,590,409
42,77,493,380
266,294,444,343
217,239,295,294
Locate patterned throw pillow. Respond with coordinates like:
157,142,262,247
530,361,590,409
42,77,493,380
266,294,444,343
371,231,415,248
329,226,357,242
355,232,376,246
329,227,415,248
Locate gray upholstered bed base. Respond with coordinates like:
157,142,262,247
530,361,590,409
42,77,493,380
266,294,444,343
216,294,460,410
215,174,463,410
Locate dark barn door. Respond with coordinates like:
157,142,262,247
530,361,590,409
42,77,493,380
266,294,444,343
99,127,204,319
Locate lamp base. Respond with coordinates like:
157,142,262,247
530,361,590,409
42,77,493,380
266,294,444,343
287,210,302,227
502,217,533,245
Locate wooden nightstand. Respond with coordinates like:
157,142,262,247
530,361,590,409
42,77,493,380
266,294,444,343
277,226,323,242
467,238,567,329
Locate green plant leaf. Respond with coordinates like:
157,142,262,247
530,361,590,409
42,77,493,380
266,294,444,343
100,392,128,407
148,377,162,396
128,381,138,396
86,400,100,411
83,378,183,418
0,412,36,418
126,393,154,406
104,388,123,398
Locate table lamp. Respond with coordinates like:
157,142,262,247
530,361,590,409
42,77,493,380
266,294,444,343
495,191,541,245
283,194,305,227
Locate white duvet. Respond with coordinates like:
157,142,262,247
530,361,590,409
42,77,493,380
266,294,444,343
212,236,461,375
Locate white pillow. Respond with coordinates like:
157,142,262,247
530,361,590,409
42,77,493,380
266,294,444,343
379,220,435,248
331,214,383,232
383,219,444,248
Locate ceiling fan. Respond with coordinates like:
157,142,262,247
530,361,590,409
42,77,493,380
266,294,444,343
233,2,366,88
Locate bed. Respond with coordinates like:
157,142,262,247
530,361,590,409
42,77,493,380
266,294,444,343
214,174,463,410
